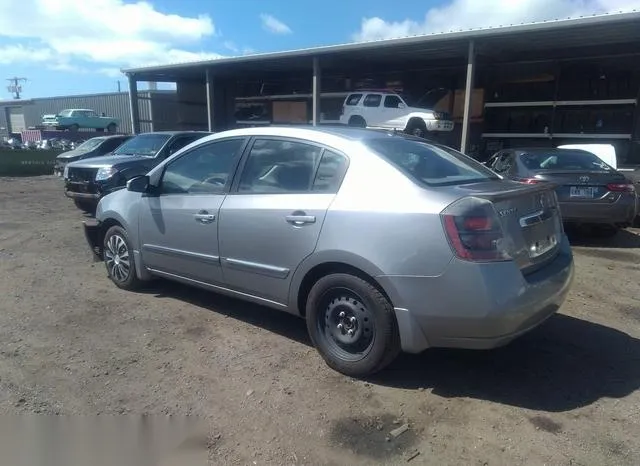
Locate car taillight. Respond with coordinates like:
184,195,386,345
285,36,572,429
607,182,635,193
441,197,511,262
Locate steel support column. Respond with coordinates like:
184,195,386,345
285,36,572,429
460,40,476,154
127,74,141,135
205,69,214,132
312,57,321,126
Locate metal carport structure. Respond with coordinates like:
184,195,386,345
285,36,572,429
123,10,640,156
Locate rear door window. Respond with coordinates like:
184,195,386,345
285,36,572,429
363,94,382,107
365,137,500,187
346,94,362,106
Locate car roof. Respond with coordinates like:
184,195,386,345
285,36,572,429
135,131,212,136
509,147,594,155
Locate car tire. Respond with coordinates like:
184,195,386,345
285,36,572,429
73,199,97,215
103,225,142,291
306,273,401,378
405,119,427,138
107,123,117,133
348,116,367,128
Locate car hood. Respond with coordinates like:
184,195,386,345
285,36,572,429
56,148,93,160
68,154,147,168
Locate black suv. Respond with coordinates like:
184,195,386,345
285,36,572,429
64,131,211,213
54,135,131,177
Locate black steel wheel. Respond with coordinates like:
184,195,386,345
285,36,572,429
405,119,427,138
306,273,400,378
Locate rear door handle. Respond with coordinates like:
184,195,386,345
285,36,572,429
285,215,316,225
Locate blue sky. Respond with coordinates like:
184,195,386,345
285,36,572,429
0,0,636,99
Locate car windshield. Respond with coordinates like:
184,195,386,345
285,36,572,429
74,138,104,151
58,110,73,117
364,137,500,187
519,150,614,171
112,134,171,157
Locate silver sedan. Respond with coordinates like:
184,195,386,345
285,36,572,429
83,126,574,378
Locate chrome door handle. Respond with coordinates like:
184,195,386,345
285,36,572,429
194,212,216,224
285,215,316,225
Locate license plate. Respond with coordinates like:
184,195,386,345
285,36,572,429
569,186,595,198
529,234,558,258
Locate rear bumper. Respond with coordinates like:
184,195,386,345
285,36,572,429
559,195,637,225
379,235,574,354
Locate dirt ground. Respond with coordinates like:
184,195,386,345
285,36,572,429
0,176,638,466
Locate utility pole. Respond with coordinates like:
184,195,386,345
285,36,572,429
6,77,27,99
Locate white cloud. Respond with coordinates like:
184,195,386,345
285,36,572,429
352,0,640,41
0,0,223,72
260,13,292,35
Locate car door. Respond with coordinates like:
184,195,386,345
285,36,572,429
138,137,247,285
382,95,406,128
218,137,348,305
361,94,383,127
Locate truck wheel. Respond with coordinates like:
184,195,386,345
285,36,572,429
348,116,367,128
306,273,401,378
405,119,427,138
69,124,80,132
107,123,117,133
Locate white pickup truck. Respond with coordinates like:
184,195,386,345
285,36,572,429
339,90,454,138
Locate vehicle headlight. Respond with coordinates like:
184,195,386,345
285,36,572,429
95,167,117,181
63,165,69,179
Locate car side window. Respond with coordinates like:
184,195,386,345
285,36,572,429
160,138,245,195
363,94,382,107
346,94,362,106
384,95,403,109
491,152,514,174
237,139,323,194
165,135,201,156
312,150,348,193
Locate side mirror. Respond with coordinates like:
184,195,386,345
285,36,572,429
126,175,150,193
398,103,406,109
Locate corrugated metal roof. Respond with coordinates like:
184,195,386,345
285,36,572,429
124,10,640,75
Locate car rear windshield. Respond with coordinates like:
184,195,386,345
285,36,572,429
364,137,500,187
519,150,613,171
112,134,171,157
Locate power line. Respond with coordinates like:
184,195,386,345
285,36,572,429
6,77,27,99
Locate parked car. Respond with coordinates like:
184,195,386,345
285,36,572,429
54,135,131,177
82,126,574,378
64,131,210,213
485,148,638,236
339,90,454,137
42,109,120,132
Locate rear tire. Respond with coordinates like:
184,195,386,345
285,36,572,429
348,116,367,128
107,123,117,133
103,225,142,291
306,273,401,378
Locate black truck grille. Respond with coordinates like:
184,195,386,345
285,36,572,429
68,167,97,182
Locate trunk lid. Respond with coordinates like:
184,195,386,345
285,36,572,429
452,180,563,272
532,170,628,203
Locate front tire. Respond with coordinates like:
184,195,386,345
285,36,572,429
405,119,427,138
103,225,142,290
306,273,400,378
348,116,367,128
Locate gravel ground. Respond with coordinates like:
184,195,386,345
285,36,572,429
0,176,639,466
